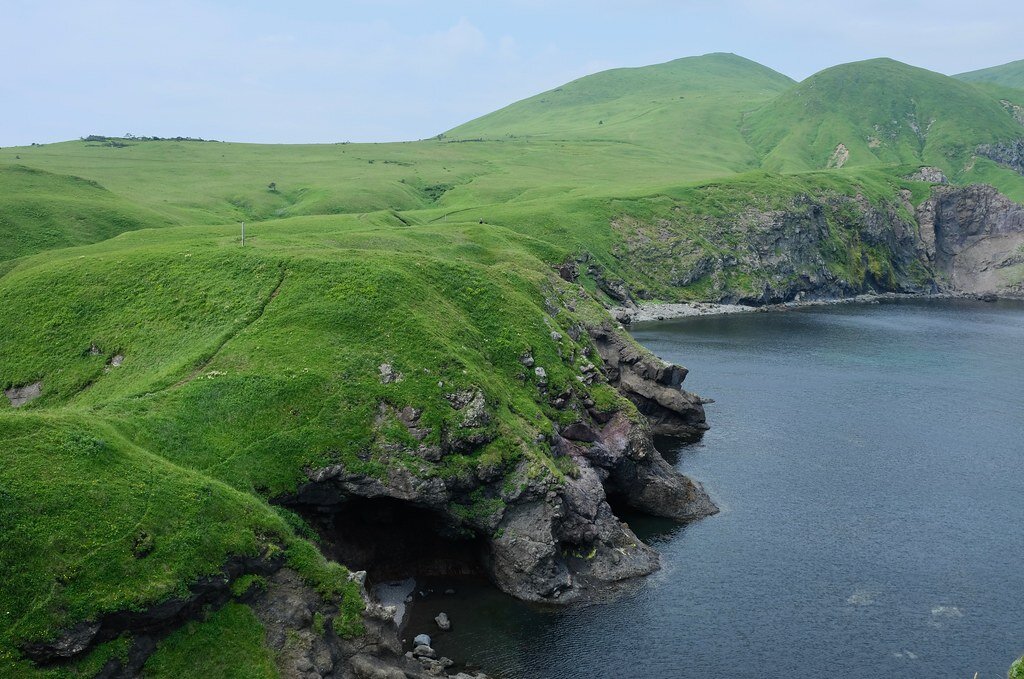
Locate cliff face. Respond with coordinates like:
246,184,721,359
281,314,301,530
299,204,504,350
604,178,1024,304
916,184,1024,295
282,321,715,605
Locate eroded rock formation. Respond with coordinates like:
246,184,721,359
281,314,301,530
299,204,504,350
916,184,1024,295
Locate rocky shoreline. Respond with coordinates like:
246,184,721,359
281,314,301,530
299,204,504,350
612,290,1017,324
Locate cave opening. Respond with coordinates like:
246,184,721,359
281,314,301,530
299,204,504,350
288,497,486,585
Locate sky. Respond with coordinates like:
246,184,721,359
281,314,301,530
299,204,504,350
2,0,1023,146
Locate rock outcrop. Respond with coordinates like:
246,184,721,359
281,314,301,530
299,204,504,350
610,179,1024,304
917,184,1024,295
588,326,708,440
976,139,1024,176
280,323,715,604
23,549,286,668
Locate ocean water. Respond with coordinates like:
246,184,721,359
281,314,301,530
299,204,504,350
404,299,1024,679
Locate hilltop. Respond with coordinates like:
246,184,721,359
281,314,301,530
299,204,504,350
745,58,1023,174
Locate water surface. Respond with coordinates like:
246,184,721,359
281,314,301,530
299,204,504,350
406,299,1024,678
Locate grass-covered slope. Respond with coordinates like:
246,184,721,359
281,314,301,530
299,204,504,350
0,210,618,674
956,59,1024,90
0,165,170,266
448,52,795,176
745,58,1024,173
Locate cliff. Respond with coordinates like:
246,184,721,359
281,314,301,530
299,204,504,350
596,174,1024,305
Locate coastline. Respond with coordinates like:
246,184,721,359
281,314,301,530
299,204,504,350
613,291,1004,324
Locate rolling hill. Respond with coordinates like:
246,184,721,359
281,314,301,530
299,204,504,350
744,58,1024,174
957,58,1024,90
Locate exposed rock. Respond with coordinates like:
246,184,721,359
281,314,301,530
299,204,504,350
827,143,849,169
412,644,437,659
908,167,949,184
23,547,286,666
587,264,634,305
413,633,432,648
555,260,579,282
916,184,1024,296
350,654,408,679
446,390,489,429
976,139,1024,176
588,325,707,440
4,381,42,407
434,612,450,631
378,363,403,384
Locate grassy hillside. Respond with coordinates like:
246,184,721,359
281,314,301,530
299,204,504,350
745,58,1024,174
3,51,1024,676
0,165,170,266
449,52,795,177
957,59,1024,90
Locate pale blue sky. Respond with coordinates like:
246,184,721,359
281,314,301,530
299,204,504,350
3,0,1022,146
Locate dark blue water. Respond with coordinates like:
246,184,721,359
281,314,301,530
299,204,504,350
406,299,1024,679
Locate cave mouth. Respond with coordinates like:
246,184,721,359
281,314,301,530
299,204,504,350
289,497,486,585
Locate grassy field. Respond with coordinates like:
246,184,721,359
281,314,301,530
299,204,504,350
2,52,1024,676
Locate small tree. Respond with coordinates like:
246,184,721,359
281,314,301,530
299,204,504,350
267,182,277,192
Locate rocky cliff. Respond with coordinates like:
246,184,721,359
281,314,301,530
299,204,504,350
600,174,1024,304
281,321,715,605
916,183,1024,295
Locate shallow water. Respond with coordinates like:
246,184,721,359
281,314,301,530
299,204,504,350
405,299,1024,679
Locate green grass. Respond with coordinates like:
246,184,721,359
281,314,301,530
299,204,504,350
0,165,171,262
3,51,1024,677
142,603,277,679
957,59,1024,91
745,58,1024,174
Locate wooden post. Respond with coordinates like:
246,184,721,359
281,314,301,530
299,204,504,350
241,221,245,246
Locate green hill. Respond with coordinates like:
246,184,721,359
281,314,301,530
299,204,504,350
448,52,796,176
0,165,171,267
956,58,1024,90
745,58,1024,174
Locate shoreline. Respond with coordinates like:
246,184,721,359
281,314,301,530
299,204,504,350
613,291,1011,323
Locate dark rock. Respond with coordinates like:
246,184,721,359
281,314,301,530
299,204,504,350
412,644,437,659
561,422,600,443
589,326,707,440
556,260,580,282
23,547,285,665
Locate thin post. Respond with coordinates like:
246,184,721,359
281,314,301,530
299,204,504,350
241,221,245,246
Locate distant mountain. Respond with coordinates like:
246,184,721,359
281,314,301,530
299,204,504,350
447,52,795,174
744,58,1023,173
956,59,1024,91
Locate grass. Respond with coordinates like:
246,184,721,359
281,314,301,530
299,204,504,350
2,51,1024,676
956,59,1024,91
142,603,277,679
0,165,170,263
745,58,1024,174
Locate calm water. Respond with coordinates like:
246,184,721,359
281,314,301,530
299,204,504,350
406,299,1024,678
